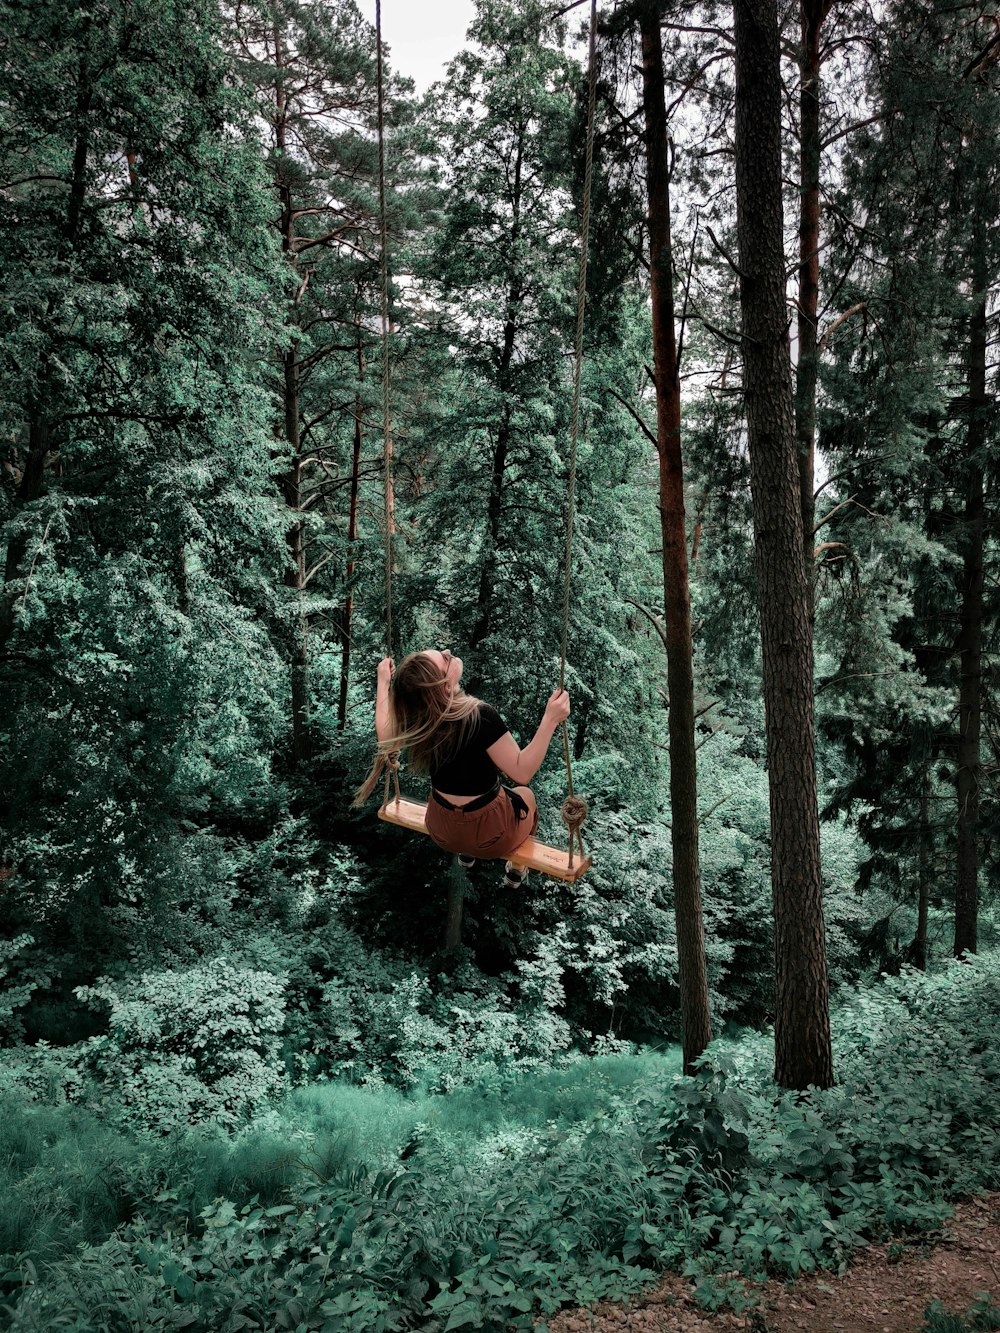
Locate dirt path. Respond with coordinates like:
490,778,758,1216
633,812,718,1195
548,1193,999,1333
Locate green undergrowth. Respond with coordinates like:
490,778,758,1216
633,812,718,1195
921,1295,1000,1331
0,1051,679,1274
3,955,999,1332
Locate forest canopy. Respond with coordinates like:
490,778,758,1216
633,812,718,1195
0,0,997,1325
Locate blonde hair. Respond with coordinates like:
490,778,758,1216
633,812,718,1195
353,651,483,805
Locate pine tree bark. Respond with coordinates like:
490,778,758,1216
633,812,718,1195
282,348,312,765
954,276,986,958
468,403,511,656
732,0,833,1090
468,329,518,659
640,5,712,1076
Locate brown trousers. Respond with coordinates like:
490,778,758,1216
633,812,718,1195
424,784,538,859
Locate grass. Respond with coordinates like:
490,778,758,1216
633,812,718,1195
286,1047,682,1165
2,957,999,1330
0,1047,682,1272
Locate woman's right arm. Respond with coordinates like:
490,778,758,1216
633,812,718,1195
487,689,570,785
375,657,394,742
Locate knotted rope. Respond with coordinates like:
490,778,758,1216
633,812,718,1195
380,749,401,808
560,793,589,867
557,0,598,867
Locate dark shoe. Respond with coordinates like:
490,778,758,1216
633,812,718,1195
458,854,477,872
503,861,527,889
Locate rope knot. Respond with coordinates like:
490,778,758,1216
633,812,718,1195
560,793,588,869
560,794,588,833
380,749,401,807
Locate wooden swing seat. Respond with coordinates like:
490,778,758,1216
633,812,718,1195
378,796,591,883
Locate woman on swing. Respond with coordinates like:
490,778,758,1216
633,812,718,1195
355,650,570,887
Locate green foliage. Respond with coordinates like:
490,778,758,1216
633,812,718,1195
0,1092,297,1270
280,910,577,1091
4,953,998,1330
0,0,998,1323
814,0,1000,905
0,1049,677,1308
0,0,288,976
0,1041,87,1108
0,936,52,1045
74,958,287,1133
923,1296,1000,1333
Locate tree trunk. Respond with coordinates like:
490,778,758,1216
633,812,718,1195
468,404,511,656
444,878,464,952
640,6,712,1077
469,131,524,664
732,0,833,1090
176,538,189,617
909,765,931,970
282,347,312,765
954,279,986,958
573,695,590,761
0,417,50,651
275,32,311,765
339,341,365,731
794,0,828,609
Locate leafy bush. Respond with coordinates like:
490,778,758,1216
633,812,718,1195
74,958,287,1133
0,936,52,1045
0,1047,680,1289
280,916,576,1091
562,727,871,1038
0,1094,316,1281
4,954,998,1331
0,1040,86,1106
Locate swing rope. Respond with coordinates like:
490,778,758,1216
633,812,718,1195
558,0,598,868
375,0,400,810
372,0,599,869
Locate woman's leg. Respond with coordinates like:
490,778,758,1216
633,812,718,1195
502,787,537,887
510,786,538,835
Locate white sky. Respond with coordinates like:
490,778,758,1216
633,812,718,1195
355,0,477,91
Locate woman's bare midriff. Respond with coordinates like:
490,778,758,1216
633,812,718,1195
432,789,488,807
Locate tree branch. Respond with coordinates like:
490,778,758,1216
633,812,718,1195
625,598,667,649
675,216,699,375
818,302,866,352
303,551,337,587
813,494,857,534
0,174,69,189
608,387,657,447
699,793,732,823
693,312,745,348
815,670,899,696
813,454,898,501
705,223,746,280
820,113,881,150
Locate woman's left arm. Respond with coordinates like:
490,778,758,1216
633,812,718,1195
486,689,569,784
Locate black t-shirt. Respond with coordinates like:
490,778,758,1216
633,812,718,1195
430,703,510,796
